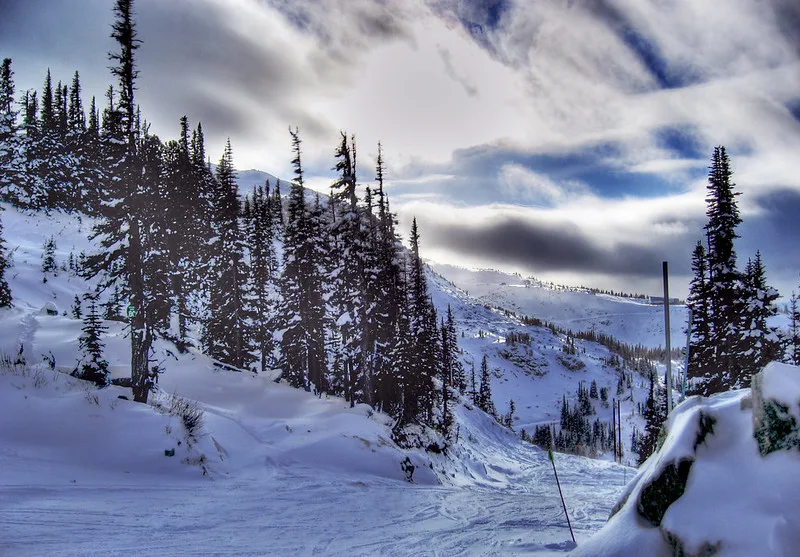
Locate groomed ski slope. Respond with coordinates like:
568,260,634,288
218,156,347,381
0,352,630,556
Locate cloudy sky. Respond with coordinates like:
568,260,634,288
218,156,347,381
2,0,800,298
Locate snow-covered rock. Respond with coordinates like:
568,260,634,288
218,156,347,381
572,363,800,557
753,362,800,456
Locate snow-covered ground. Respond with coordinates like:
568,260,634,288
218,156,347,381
0,360,631,556
572,362,800,557
427,270,660,467
429,263,688,349
0,204,635,555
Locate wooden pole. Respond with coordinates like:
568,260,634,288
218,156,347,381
611,399,617,463
549,448,576,545
662,261,673,414
617,402,622,464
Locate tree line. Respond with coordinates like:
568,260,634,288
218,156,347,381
0,0,476,440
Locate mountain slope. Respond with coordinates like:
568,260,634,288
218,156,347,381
0,202,635,555
430,262,688,349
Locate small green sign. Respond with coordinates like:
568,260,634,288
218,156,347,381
126,304,136,318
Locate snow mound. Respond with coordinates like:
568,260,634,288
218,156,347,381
572,362,800,557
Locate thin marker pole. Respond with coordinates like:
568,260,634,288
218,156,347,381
611,399,617,463
662,261,673,414
549,447,576,545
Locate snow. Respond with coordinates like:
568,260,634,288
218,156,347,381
572,364,800,557
429,262,688,349
0,203,632,555
759,362,800,420
426,268,659,467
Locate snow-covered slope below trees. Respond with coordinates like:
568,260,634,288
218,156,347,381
430,262,688,349
0,202,636,554
0,358,630,555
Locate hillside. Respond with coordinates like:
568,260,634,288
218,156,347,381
0,203,639,555
430,263,689,349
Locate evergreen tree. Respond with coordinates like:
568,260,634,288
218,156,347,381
0,206,11,308
701,146,743,394
77,296,109,386
477,354,496,416
41,236,57,276
371,142,406,414
248,179,280,371
404,218,439,425
72,294,82,319
85,0,154,403
638,371,665,464
0,59,22,204
687,240,713,389
278,128,327,392
329,131,366,403
736,251,781,384
787,291,800,366
204,139,252,369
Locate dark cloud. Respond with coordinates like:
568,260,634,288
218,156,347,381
265,0,414,48
423,214,697,278
740,189,800,292
771,0,800,54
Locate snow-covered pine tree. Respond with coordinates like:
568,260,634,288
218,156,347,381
638,370,665,464
477,354,496,416
687,240,714,391
204,139,252,369
788,291,800,366
278,128,327,391
72,294,82,319
444,305,466,393
0,205,11,308
702,146,743,395
0,59,24,206
160,116,197,342
77,296,109,386
188,121,218,296
329,131,366,404
137,126,173,332
735,252,781,385
406,218,439,425
41,236,57,275
248,179,279,371
85,0,156,403
440,316,453,435
371,142,406,414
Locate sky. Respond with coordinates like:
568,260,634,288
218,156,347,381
2,0,800,298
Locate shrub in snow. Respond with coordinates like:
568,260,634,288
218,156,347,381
151,392,205,442
401,456,415,483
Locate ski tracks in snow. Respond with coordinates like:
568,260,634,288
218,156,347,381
0,456,629,556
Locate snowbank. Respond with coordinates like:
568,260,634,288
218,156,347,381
571,362,800,557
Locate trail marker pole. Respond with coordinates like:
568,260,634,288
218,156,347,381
617,400,622,464
548,447,576,546
612,399,617,463
662,261,673,414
